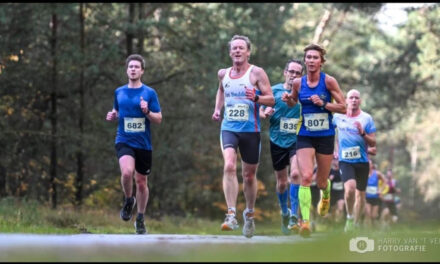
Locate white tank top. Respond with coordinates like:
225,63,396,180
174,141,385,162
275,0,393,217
221,65,261,132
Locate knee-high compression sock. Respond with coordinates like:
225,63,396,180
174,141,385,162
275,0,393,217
299,186,311,222
277,190,289,215
322,179,331,199
290,184,300,217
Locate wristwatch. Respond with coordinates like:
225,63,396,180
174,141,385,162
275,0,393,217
320,100,327,110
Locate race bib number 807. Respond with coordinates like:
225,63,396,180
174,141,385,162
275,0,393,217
304,113,329,131
124,117,145,133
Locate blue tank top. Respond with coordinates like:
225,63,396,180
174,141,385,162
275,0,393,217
333,111,376,163
366,170,379,198
221,65,261,132
297,72,334,137
264,83,300,148
113,84,161,150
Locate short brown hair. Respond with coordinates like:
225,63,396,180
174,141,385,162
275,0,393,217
228,35,251,51
126,54,145,69
304,43,326,63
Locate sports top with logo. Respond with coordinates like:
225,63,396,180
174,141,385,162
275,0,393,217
297,72,334,137
221,65,261,132
263,83,301,148
114,84,161,150
332,110,376,163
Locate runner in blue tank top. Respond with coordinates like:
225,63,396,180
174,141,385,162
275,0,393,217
106,54,162,235
282,44,346,237
211,35,274,238
260,59,302,235
364,159,386,229
332,89,377,232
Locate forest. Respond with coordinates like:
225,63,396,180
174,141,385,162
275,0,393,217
0,3,439,221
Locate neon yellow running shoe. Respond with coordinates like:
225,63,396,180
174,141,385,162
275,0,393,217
299,220,311,238
317,193,331,217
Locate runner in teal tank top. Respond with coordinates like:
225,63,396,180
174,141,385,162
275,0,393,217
260,59,302,235
282,44,346,238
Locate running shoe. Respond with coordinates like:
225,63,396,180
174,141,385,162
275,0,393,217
344,218,354,233
317,196,330,217
134,216,147,234
287,214,300,234
281,209,291,235
221,212,239,231
242,209,255,238
299,220,311,238
120,197,136,221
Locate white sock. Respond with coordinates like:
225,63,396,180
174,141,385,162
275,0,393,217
246,208,254,214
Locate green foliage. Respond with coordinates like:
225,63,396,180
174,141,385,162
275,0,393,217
0,3,439,220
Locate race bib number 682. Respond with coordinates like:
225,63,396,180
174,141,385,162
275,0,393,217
124,117,145,133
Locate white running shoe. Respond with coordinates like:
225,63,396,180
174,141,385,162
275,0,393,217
221,212,239,231
242,209,255,238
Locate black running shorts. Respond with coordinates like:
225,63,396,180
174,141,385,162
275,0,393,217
339,161,369,191
270,140,296,171
115,142,152,175
296,135,335,155
220,130,261,164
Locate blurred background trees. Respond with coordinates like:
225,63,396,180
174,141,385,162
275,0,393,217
0,3,438,220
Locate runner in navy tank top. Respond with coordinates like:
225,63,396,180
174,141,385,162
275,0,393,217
282,44,346,237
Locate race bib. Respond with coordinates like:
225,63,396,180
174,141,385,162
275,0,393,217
280,117,299,134
342,146,361,160
332,181,343,191
304,113,329,131
124,117,145,133
226,104,249,121
383,193,393,201
366,186,378,195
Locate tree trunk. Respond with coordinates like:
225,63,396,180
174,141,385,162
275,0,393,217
49,10,58,209
126,3,135,56
0,164,6,197
409,138,418,208
313,9,332,44
137,3,145,54
75,2,85,206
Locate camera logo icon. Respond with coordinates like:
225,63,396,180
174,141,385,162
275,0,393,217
349,237,374,253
